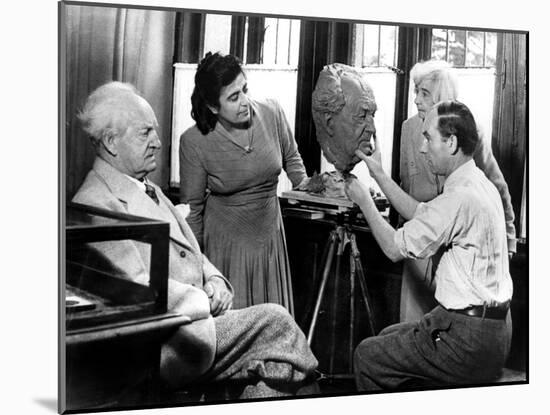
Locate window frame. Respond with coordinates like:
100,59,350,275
170,14,525,239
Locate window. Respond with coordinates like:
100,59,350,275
321,24,399,197
351,24,398,68
202,14,232,55
171,14,301,195
261,18,300,66
432,29,497,68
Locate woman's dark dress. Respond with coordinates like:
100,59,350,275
180,98,307,313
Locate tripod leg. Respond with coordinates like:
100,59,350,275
328,228,345,374
350,234,376,337
355,259,376,336
349,243,356,373
300,231,331,328
307,229,338,345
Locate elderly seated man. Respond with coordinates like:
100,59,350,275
72,81,318,399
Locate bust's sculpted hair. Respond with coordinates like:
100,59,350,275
311,64,348,136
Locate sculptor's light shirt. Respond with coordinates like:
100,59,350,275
400,115,516,253
394,160,513,309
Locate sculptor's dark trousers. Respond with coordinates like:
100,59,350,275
354,305,512,391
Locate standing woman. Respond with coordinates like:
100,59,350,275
396,59,516,322
179,52,308,313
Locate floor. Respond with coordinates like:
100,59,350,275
318,377,357,397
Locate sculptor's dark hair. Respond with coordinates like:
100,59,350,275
435,100,479,156
190,52,244,135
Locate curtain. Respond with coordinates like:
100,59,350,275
63,4,176,199
491,32,527,235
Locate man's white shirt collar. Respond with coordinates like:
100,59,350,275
125,174,147,192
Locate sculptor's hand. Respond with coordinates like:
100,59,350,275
356,134,384,178
345,176,372,207
295,176,311,191
204,276,233,317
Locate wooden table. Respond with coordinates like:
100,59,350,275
65,313,191,411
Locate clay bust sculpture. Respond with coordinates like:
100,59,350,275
311,63,377,173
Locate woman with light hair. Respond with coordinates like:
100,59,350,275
395,59,516,322
410,60,459,110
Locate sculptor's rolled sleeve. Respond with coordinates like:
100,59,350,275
394,198,456,260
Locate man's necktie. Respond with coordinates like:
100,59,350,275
145,183,159,204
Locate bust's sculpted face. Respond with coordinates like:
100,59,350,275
312,64,377,172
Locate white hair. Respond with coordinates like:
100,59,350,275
410,59,459,102
77,81,139,146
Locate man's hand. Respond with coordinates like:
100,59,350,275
345,176,372,207
294,176,311,191
357,134,384,179
203,276,233,317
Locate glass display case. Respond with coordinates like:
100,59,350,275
65,202,172,332
61,202,190,412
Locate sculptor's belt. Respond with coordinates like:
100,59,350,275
445,303,509,320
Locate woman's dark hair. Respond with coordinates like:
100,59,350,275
436,100,479,155
191,52,244,135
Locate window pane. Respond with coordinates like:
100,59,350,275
263,18,279,65
432,28,448,61
288,20,300,67
203,14,231,55
351,24,364,67
276,19,291,65
466,31,484,67
243,17,249,63
485,32,497,67
259,18,300,66
363,24,380,66
379,25,397,67
448,29,466,66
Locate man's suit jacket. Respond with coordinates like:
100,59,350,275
72,157,231,383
